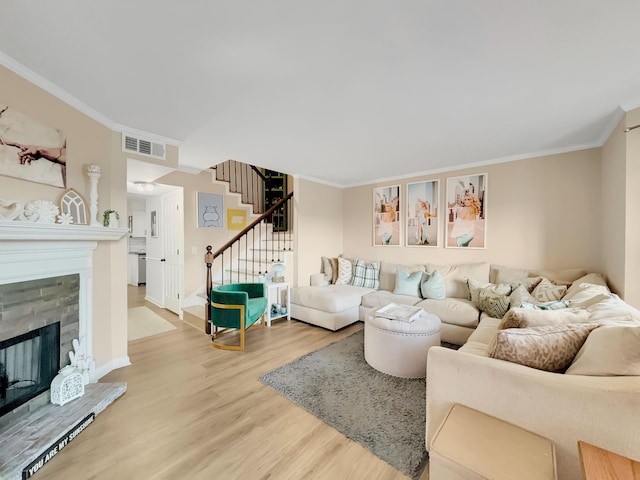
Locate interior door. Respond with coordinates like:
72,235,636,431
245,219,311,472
162,189,184,314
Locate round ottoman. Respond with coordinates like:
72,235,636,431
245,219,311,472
364,309,441,378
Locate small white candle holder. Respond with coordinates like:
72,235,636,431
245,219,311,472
86,164,101,227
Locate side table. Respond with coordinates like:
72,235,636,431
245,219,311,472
265,281,291,326
578,441,640,480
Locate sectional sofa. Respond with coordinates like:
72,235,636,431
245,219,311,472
291,258,640,479
426,285,640,480
290,259,586,345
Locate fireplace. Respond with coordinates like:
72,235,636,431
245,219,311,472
0,221,129,479
0,323,60,417
0,273,80,426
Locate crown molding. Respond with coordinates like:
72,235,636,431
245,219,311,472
0,51,181,149
342,143,601,188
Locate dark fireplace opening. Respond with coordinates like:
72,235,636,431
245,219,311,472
0,323,60,418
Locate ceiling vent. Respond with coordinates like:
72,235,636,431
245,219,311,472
122,134,166,160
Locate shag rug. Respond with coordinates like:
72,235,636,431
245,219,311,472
128,306,177,341
259,330,429,479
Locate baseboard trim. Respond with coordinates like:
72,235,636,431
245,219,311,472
93,356,131,382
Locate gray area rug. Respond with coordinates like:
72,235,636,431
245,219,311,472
259,330,429,479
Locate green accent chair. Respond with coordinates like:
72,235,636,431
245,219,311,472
210,283,268,351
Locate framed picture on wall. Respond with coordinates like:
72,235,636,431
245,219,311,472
197,192,224,228
406,180,439,247
0,104,67,188
373,185,401,246
227,208,247,230
445,173,487,249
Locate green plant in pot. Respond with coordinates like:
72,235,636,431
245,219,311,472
103,209,120,227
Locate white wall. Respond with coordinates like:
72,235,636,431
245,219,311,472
293,177,344,286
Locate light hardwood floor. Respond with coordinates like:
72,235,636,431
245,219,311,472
38,285,429,479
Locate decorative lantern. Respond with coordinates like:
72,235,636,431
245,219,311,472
50,366,85,406
272,263,285,283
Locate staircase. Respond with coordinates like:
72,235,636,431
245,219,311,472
182,161,294,333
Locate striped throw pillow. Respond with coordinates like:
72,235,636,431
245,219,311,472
532,278,567,302
350,259,380,289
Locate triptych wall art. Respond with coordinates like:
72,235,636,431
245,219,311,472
372,173,487,249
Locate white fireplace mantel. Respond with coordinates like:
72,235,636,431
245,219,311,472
0,220,128,241
0,220,128,383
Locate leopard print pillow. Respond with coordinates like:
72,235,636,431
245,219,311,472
489,323,598,372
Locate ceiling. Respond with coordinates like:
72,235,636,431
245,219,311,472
1,1,639,187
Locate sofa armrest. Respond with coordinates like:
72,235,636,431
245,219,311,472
426,346,640,480
310,273,330,287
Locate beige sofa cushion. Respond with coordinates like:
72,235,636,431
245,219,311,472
488,323,598,372
501,307,590,329
360,290,421,309
566,325,640,376
528,268,588,286
459,316,502,356
291,285,374,313
426,262,490,299
489,265,529,285
415,298,480,328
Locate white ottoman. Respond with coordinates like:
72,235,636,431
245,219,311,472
364,309,441,378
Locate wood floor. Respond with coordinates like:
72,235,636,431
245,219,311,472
38,285,429,480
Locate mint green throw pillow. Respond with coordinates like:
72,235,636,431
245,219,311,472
421,270,446,300
393,267,423,297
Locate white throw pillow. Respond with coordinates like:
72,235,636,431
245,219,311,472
335,257,354,285
532,278,567,302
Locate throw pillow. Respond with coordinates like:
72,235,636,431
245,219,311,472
421,270,445,300
468,278,512,305
500,307,590,329
350,259,380,289
488,323,598,372
490,265,529,285
585,293,640,324
335,257,354,285
532,278,567,302
521,300,569,310
477,289,510,319
321,256,338,284
509,284,539,308
393,267,423,297
563,282,610,304
566,325,640,376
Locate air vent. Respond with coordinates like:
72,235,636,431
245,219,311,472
122,134,166,160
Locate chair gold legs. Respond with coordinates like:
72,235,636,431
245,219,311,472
211,304,267,351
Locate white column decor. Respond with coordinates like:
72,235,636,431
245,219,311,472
86,164,102,227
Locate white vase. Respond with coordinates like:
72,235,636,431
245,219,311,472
109,213,119,228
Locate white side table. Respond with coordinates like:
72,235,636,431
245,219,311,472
265,282,291,326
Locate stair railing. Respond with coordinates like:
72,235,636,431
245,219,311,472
212,160,267,214
204,192,293,334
